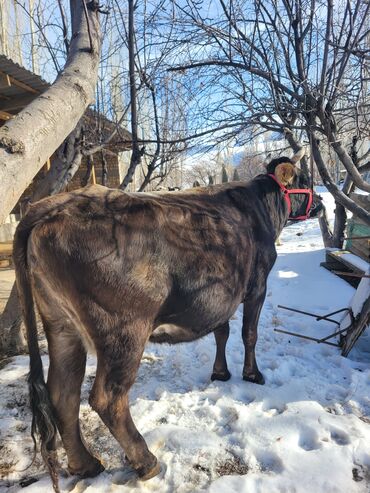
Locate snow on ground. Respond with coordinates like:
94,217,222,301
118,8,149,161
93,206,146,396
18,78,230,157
0,191,369,493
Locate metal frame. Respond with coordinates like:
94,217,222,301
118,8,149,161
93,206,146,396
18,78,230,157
274,305,353,348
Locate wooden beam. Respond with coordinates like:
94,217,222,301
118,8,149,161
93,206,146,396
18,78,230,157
0,73,11,90
0,93,35,112
0,70,39,94
0,110,13,121
91,164,96,184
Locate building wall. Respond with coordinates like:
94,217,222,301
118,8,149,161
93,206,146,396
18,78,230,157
68,153,121,191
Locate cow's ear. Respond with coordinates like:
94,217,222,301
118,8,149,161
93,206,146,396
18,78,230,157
275,163,296,186
291,148,305,163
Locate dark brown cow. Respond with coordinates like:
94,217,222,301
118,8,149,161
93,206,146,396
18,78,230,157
13,151,322,491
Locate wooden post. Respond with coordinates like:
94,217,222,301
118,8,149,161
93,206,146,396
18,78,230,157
91,163,96,184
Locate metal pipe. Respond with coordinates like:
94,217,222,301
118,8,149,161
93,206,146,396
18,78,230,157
274,328,340,347
277,304,340,325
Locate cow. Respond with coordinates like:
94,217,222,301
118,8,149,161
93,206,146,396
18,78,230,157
13,149,322,492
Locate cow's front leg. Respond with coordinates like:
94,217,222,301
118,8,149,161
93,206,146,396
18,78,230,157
211,322,231,381
242,287,267,385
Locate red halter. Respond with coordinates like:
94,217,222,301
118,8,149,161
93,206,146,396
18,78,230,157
268,174,313,221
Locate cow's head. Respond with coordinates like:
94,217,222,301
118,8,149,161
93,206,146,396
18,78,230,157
266,149,323,220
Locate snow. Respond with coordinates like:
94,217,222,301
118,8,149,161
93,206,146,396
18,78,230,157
335,253,369,274
1,191,369,493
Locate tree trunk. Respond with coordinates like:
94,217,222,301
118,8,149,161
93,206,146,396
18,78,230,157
318,204,335,248
0,283,25,358
332,202,347,248
32,120,84,201
0,0,102,225
311,135,370,226
119,0,143,190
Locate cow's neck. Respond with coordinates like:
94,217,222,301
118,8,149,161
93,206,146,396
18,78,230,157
256,177,289,239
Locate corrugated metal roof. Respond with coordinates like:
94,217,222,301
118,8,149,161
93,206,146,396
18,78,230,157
0,54,50,96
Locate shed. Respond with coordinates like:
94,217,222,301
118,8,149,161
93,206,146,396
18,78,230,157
0,55,132,204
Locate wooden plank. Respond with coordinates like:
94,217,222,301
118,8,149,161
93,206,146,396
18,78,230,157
0,73,11,90
0,93,35,112
328,250,366,274
0,242,13,255
321,262,360,288
350,193,370,211
91,164,96,184
348,243,370,262
320,250,368,288
342,294,370,357
0,69,38,94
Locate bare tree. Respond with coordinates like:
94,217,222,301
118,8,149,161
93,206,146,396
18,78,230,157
236,151,266,182
165,0,370,245
183,158,220,188
76,1,192,193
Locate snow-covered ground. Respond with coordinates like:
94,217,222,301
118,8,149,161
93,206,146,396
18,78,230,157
0,191,369,493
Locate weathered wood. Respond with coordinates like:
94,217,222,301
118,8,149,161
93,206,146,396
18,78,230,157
350,193,370,210
0,93,35,112
341,290,370,357
0,69,38,94
321,250,367,288
346,193,370,261
0,72,11,90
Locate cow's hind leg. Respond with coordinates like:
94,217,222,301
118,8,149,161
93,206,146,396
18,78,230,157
89,326,160,480
45,320,104,477
242,293,266,385
211,322,231,381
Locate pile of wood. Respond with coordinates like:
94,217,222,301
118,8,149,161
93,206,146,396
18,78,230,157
345,193,370,261
321,249,368,288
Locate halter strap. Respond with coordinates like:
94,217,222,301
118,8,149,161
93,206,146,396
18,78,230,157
267,174,313,221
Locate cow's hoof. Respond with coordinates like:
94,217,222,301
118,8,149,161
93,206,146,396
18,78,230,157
137,459,161,481
68,458,105,478
243,371,265,385
211,369,231,381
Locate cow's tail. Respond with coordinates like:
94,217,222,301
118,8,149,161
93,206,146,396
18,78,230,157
13,217,60,493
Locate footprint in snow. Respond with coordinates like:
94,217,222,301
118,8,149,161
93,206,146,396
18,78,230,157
330,427,351,446
238,392,255,405
255,450,284,474
298,426,322,451
262,400,287,416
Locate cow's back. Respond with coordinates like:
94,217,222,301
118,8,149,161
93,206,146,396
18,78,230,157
24,183,268,348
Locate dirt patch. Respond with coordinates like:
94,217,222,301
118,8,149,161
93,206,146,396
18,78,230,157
192,450,249,483
215,454,249,477
0,443,17,477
